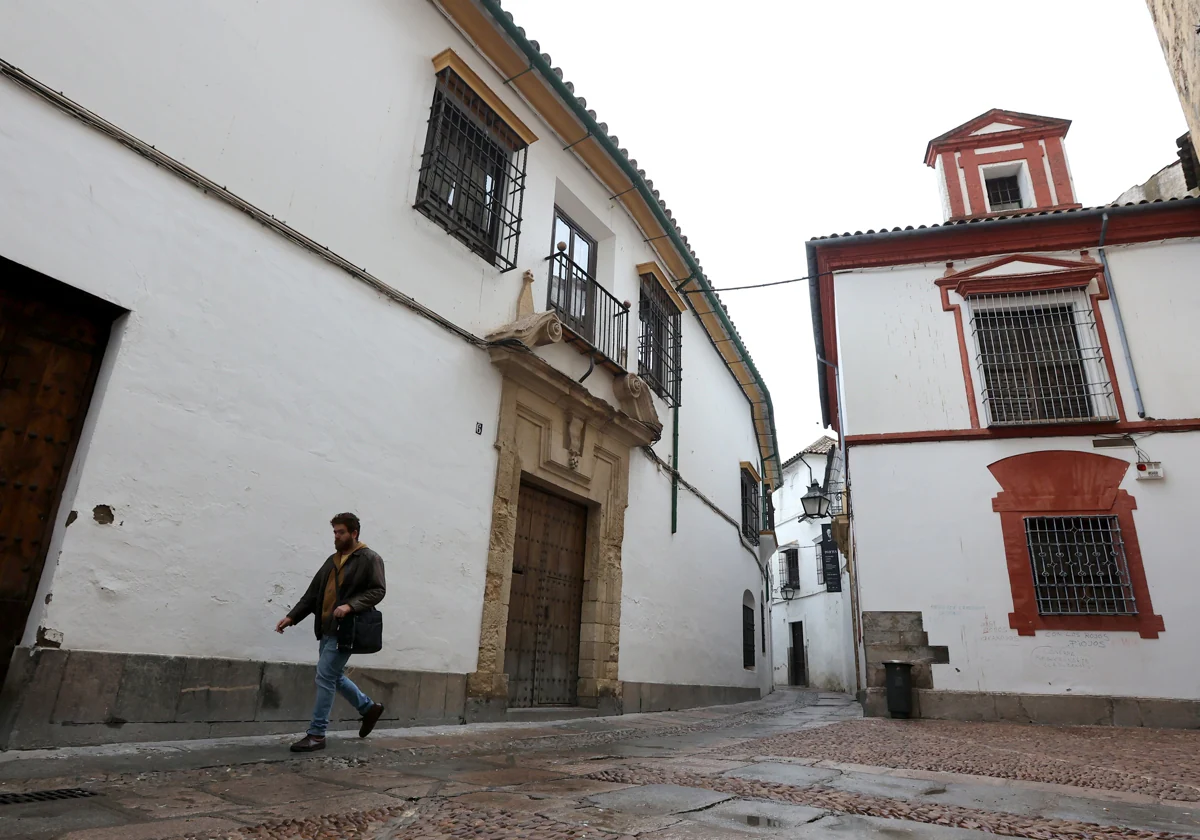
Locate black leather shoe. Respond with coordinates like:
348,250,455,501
290,734,326,752
359,703,385,738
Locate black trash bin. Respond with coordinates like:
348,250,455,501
882,660,914,719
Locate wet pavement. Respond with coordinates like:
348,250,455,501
0,688,1197,839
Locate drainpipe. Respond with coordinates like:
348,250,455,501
480,0,782,484
1097,213,1145,418
671,404,680,534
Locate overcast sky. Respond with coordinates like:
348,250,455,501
501,0,1186,460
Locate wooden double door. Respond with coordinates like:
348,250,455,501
504,483,588,707
0,261,114,686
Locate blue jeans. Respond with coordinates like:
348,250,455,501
308,635,374,737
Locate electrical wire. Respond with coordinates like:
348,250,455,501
680,272,831,294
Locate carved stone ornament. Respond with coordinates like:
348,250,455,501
564,413,587,470
516,269,536,318
487,309,564,349
613,374,662,432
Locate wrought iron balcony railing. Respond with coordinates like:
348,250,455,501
547,251,629,372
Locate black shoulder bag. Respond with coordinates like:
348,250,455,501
334,561,383,654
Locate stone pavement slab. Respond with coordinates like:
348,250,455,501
451,790,579,813
535,801,685,834
227,789,397,821
512,776,634,796
58,817,248,840
0,799,128,840
788,814,999,839
110,785,239,818
828,771,949,798
448,765,567,786
202,772,348,805
586,782,733,815
723,762,841,787
683,798,828,833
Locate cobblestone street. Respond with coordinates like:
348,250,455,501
2,690,1198,840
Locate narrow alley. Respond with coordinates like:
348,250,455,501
3,691,1197,840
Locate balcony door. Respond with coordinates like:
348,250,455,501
549,208,596,340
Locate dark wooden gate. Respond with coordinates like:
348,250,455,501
504,483,587,707
790,621,806,686
0,261,114,687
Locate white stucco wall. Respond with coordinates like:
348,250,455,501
833,239,1200,437
623,456,772,696
767,452,855,694
851,436,1200,700
1103,240,1200,420
0,79,500,674
0,0,770,694
834,264,973,436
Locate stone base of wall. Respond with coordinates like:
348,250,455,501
862,611,949,692
0,647,467,750
623,681,760,714
861,687,1200,729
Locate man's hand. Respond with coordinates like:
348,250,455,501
333,604,352,619
275,616,293,634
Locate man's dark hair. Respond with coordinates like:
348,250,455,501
330,512,361,536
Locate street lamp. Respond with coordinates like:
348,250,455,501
780,583,799,602
801,481,831,518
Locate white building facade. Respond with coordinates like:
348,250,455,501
0,0,781,749
768,439,855,694
808,110,1200,726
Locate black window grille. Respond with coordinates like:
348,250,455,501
415,67,528,271
762,487,775,533
761,601,766,653
638,275,682,405
742,604,755,668
985,175,1022,212
779,548,800,589
1025,516,1137,616
740,469,760,546
969,291,1116,425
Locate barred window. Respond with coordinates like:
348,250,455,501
968,289,1117,426
638,274,682,405
761,601,766,653
740,468,760,546
742,604,755,668
986,175,1023,212
816,546,825,586
1025,516,1137,616
777,548,800,589
415,67,528,271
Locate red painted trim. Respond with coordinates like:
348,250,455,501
1044,135,1075,205
939,252,1100,279
958,148,986,217
1023,141,1054,207
926,124,1071,166
812,202,1200,435
958,142,1055,215
938,264,980,429
844,417,1200,446
934,255,1124,425
1088,270,1128,423
948,204,1083,223
937,267,1098,297
817,250,840,435
940,152,966,219
989,451,1164,638
814,204,1200,274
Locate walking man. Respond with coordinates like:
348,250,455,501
276,512,386,752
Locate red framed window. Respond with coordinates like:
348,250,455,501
988,450,1163,638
